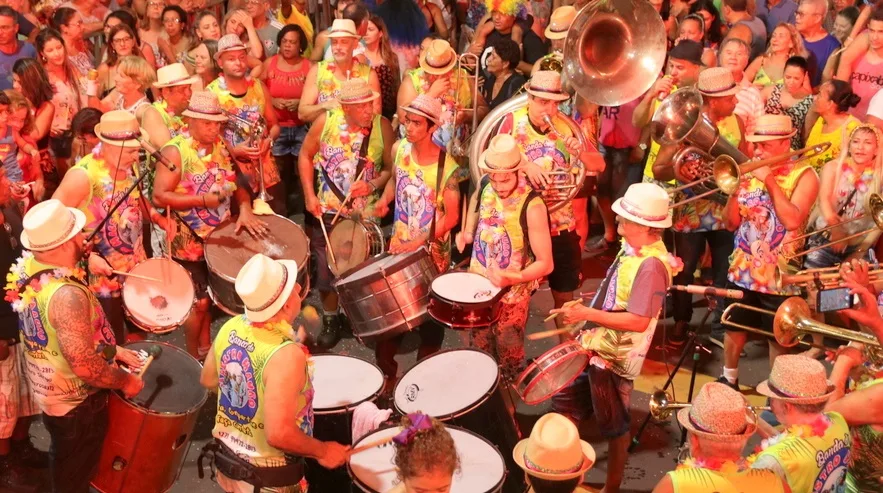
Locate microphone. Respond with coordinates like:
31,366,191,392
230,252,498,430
139,139,177,172
670,284,744,299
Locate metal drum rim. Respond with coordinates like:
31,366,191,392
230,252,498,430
116,341,209,415
334,247,432,288
515,341,589,405
121,256,197,333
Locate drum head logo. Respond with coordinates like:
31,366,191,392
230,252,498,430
218,346,259,424
404,383,420,403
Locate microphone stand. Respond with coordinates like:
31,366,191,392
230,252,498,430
83,160,152,246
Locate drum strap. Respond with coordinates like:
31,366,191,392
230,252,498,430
197,440,305,492
428,148,447,243
318,122,375,203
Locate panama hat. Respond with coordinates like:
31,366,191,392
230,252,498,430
677,382,757,442
153,62,199,88
612,183,673,228
746,114,797,143
513,413,595,481
524,71,570,101
327,19,359,39
94,110,149,148
182,91,229,122
338,78,379,105
698,67,740,97
756,355,836,404
545,6,576,40
215,34,248,59
235,254,299,323
478,134,529,174
420,39,457,75
401,94,442,126
20,199,87,252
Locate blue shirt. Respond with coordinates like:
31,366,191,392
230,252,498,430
804,34,841,87
755,0,798,34
0,42,37,91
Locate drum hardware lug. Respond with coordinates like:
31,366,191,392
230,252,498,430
464,312,480,323
112,457,128,471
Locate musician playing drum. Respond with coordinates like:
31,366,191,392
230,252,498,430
207,35,285,215
153,91,262,360
455,134,553,383
550,182,678,493
13,200,145,493
52,110,176,344
200,254,349,493
719,115,819,390
298,78,394,349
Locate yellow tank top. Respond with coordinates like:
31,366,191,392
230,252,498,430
211,316,314,460
72,154,146,297
150,100,187,137
668,464,786,492
753,64,783,88
16,255,115,416
407,67,473,144
316,60,371,104
314,108,384,217
806,115,861,172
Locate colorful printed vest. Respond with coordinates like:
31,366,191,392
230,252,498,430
313,108,384,218
846,378,883,493
673,114,741,233
316,60,371,104
753,412,851,493
207,75,280,192
407,67,473,144
389,141,459,273
502,107,575,232
668,464,787,492
727,159,815,295
165,135,237,261
18,257,115,416
212,316,314,460
469,175,543,304
579,240,677,379
73,154,147,297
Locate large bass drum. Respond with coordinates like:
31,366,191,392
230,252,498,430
91,342,207,493
204,214,309,314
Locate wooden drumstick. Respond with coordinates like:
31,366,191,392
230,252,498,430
348,435,395,456
112,270,163,283
460,193,467,232
319,211,337,267
137,345,163,378
165,208,172,260
331,168,366,226
529,327,579,341
543,299,583,322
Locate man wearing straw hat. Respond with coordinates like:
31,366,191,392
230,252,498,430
652,382,788,492
512,413,596,492
298,78,394,349
456,133,553,382
153,91,263,360
551,182,678,493
200,253,350,492
300,19,381,123
749,355,852,492
13,199,145,492
373,94,460,390
52,110,177,344
718,114,819,390
532,5,575,74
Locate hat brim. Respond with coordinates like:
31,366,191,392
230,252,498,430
214,46,248,60
20,208,87,252
612,197,672,228
545,27,569,39
153,74,200,88
745,129,797,143
339,91,380,105
699,87,740,98
478,147,530,174
755,380,836,404
327,30,360,38
244,259,299,323
420,48,458,75
524,84,571,102
401,105,440,126
182,109,229,122
94,124,151,149
676,407,757,442
512,438,596,481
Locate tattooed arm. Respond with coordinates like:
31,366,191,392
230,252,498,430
51,286,142,395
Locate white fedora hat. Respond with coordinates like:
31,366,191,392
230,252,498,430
478,134,529,174
612,182,673,228
756,355,836,404
513,413,595,481
235,254,299,323
153,62,199,88
327,19,360,39
20,199,87,252
545,6,576,40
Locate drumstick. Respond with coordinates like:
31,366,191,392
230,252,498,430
112,270,163,283
348,435,395,456
543,299,583,322
529,327,579,341
460,193,467,232
331,168,366,226
165,208,172,260
319,211,337,267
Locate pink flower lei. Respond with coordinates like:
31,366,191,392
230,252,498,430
747,414,831,463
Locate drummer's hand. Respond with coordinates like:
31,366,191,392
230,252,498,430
349,181,373,198
389,239,420,255
235,209,269,237
319,441,350,469
524,162,551,189
156,213,177,239
486,262,512,288
549,302,589,326
455,231,472,253
305,194,322,218
88,253,113,277
121,373,145,398
374,199,389,218
204,192,223,209
115,347,145,372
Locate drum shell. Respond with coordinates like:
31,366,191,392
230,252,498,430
335,249,437,343
327,218,385,277
515,341,589,405
428,287,507,329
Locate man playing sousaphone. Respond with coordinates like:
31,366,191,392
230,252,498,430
455,134,553,383
550,182,679,493
298,78,394,349
719,115,819,390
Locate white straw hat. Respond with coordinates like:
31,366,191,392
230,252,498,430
94,110,150,149
513,413,595,480
153,62,199,88
612,183,673,228
235,254,299,323
20,199,87,252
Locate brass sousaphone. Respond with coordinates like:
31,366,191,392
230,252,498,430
468,0,667,212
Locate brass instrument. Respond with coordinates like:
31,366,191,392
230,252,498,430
451,53,481,158
224,110,272,204
775,265,883,291
539,52,564,72
648,389,769,422
782,193,883,261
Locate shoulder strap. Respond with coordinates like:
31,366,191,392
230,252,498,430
428,148,447,242
476,174,492,213
520,191,544,261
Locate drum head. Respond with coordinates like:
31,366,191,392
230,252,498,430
518,342,589,405
431,272,501,303
328,219,370,276
204,215,309,281
339,249,427,285
311,355,384,413
122,259,195,332
348,425,505,493
122,342,207,414
394,349,498,419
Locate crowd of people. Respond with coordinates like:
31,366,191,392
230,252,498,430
1,0,883,491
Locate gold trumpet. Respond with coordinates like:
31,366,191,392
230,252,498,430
649,389,769,422
775,265,883,291
782,193,883,261
669,143,831,209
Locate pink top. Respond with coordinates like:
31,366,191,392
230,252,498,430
599,97,641,149
848,53,883,119
264,57,310,127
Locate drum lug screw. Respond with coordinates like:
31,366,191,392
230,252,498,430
112,457,128,471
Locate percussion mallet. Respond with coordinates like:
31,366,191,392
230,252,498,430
138,345,163,378
348,435,396,456
331,168,366,226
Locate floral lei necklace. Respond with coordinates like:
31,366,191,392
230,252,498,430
621,238,684,276
4,252,87,313
747,414,831,464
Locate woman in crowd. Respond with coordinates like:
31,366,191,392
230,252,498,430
101,10,151,65
192,39,220,90
689,0,724,50
97,25,143,98
5,90,44,205
53,7,93,78
745,23,805,90
481,38,526,111
91,56,157,119
763,56,814,149
391,414,459,493
192,10,222,44
12,59,55,197
649,0,679,44
677,14,718,67
805,80,862,172
140,0,169,68
158,5,191,65
822,6,861,82
224,8,265,60
364,14,400,120
37,28,84,176
834,5,860,43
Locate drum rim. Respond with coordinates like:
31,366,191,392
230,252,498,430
326,218,373,277
310,354,385,414
427,296,501,329
515,341,589,405
334,247,433,287
393,347,500,420
429,271,505,307
121,256,196,333
347,423,507,493
116,341,209,415
207,258,312,317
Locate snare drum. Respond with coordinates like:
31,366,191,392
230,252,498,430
348,425,506,493
121,258,195,334
515,341,589,405
428,271,506,328
327,217,385,277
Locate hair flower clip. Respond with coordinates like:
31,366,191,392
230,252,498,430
393,413,432,446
